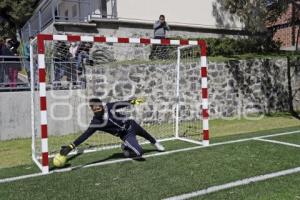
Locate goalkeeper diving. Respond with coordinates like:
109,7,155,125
55,97,165,166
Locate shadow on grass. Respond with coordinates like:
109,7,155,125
291,111,300,120
86,148,158,165
68,153,83,162
51,149,158,171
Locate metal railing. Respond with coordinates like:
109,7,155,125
0,56,30,91
21,0,118,40
0,55,87,92
48,60,87,90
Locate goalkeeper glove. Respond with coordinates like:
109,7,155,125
60,143,75,156
130,97,145,105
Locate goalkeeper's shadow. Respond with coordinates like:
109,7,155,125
64,148,157,171
86,148,157,164
68,152,83,162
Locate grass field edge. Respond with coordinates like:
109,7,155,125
0,129,300,185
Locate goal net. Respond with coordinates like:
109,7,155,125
30,35,209,173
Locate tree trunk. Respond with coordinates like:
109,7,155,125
287,56,300,119
296,26,300,51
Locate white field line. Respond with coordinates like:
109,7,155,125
0,172,47,184
176,137,203,145
163,166,300,200
254,138,300,148
0,130,300,184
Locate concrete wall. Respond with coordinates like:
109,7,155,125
49,1,247,40
53,19,247,41
40,0,248,44
117,0,243,29
0,92,32,140
0,90,90,140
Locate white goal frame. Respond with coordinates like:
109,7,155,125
31,34,209,173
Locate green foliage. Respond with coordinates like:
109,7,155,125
0,0,38,38
215,0,289,32
206,37,281,56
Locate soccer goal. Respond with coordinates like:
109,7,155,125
30,34,209,173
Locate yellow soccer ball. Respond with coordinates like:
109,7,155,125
53,154,67,167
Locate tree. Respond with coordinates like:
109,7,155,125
214,0,289,33
292,1,300,50
0,0,39,38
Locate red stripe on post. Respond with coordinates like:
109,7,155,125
198,40,207,56
161,39,170,45
37,34,53,54
42,152,49,166
41,124,48,138
203,109,209,118
37,39,44,54
67,35,81,41
118,38,129,43
201,67,207,77
40,96,47,110
94,36,106,43
140,38,150,44
203,130,209,140
202,88,208,99
39,69,46,82
180,39,189,45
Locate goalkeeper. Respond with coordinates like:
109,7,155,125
59,97,165,158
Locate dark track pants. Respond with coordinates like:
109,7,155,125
122,120,156,156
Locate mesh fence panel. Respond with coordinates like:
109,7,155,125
31,39,42,162
177,45,202,140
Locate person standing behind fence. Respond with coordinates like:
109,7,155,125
69,42,79,59
23,36,34,84
54,41,70,82
0,38,5,87
69,42,79,83
76,42,93,75
150,15,170,60
2,38,20,88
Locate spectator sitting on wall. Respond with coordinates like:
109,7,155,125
2,38,21,88
150,15,170,60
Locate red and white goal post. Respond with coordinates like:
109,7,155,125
30,34,209,173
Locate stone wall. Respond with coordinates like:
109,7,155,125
209,59,295,117
85,61,179,124
85,57,300,121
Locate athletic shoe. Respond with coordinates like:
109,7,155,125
153,142,165,151
121,143,131,157
123,150,131,157
121,143,126,151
